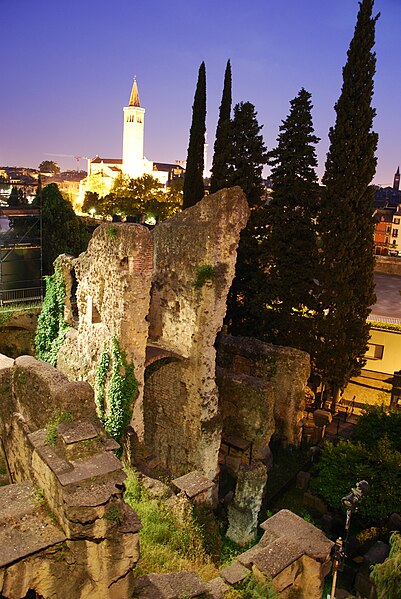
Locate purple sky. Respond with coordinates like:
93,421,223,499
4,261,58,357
1,0,399,185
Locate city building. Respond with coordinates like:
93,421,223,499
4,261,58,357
80,79,185,201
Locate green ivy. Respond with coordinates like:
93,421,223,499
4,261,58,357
35,266,69,365
369,320,401,332
194,264,215,289
95,345,111,420
107,226,117,239
95,337,137,443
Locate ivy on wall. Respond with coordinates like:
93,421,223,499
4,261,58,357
95,337,137,442
35,266,69,366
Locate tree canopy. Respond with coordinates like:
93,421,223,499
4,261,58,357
262,88,321,355
210,59,232,194
8,186,27,207
39,160,60,174
81,173,182,223
182,62,206,209
317,0,379,401
35,183,89,274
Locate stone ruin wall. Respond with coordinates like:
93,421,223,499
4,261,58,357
57,223,153,414
0,354,140,599
216,333,310,457
144,188,250,478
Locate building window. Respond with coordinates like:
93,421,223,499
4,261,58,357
392,230,398,237
386,226,391,233
394,218,400,225
137,116,142,123
366,343,384,360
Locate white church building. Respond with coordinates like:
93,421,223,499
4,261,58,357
79,79,185,200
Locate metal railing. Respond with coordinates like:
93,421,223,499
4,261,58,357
0,286,43,306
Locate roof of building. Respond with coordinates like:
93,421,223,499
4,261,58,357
129,78,141,108
153,162,184,173
90,157,123,165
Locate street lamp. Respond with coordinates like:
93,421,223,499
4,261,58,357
330,480,369,598
89,207,96,219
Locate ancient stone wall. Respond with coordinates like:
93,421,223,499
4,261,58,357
216,333,310,455
143,187,250,478
0,308,39,358
375,255,401,275
0,353,140,599
57,223,153,415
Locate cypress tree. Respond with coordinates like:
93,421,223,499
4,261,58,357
210,59,232,193
183,62,206,209
224,101,267,335
318,0,379,406
263,88,321,354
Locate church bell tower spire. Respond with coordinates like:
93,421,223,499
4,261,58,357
122,77,145,178
393,166,400,191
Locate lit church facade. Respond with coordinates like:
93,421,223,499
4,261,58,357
79,79,184,201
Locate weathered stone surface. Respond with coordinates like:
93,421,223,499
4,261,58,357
303,491,328,515
220,561,250,585
252,537,304,579
0,356,141,598
260,510,333,563
226,462,268,545
0,309,39,358
142,187,249,478
172,470,215,498
313,409,332,427
57,223,154,426
296,470,311,491
216,334,310,453
12,355,96,431
132,572,207,598
0,482,66,568
205,577,230,598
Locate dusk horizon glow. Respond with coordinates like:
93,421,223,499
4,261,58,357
1,0,400,186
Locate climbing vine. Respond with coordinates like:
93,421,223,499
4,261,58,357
194,264,216,289
95,345,111,420
35,266,69,366
95,337,137,443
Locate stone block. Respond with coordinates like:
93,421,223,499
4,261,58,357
205,577,230,598
388,512,401,531
296,470,311,491
313,409,332,427
220,561,250,585
303,491,328,515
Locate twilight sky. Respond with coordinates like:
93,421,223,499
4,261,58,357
1,0,400,185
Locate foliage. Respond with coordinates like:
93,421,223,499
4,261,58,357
39,160,60,174
353,405,401,452
124,469,217,579
226,101,267,208
369,320,401,332
317,0,379,398
262,89,321,357
224,101,268,335
35,266,69,366
95,345,111,420
82,173,182,222
81,191,100,215
106,504,122,524
311,437,401,521
210,59,232,194
45,410,72,446
33,183,90,274
106,226,117,239
8,185,26,207
194,264,215,289
370,532,401,599
95,338,137,443
183,62,206,209
225,574,279,599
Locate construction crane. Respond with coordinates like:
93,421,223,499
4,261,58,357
43,153,90,171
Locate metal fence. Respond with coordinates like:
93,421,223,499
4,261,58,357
0,286,43,307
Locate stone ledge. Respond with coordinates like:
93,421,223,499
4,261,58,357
220,561,250,585
172,471,214,498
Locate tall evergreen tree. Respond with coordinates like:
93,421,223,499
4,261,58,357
210,59,232,193
263,88,321,354
318,0,379,406
39,183,89,274
183,62,206,209
224,101,267,334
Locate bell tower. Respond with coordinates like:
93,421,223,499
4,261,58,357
393,166,400,191
122,78,145,179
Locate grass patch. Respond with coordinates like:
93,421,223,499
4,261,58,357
124,469,219,580
225,574,279,598
194,264,215,289
45,410,73,446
